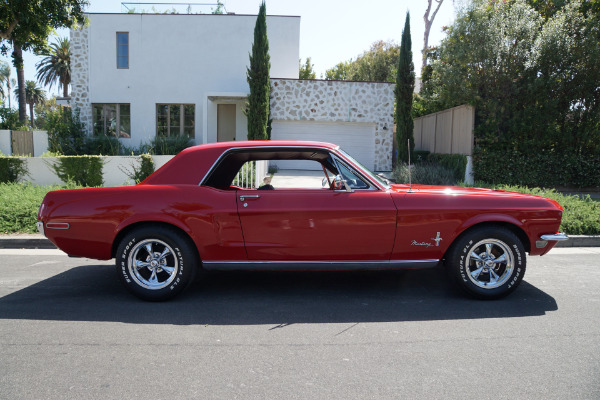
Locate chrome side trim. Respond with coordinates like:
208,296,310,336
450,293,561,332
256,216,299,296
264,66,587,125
202,259,440,271
540,233,569,241
46,222,70,230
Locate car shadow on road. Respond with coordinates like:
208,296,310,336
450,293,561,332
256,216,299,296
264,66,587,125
0,264,558,325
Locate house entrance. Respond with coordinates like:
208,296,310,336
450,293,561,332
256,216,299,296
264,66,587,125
217,104,236,142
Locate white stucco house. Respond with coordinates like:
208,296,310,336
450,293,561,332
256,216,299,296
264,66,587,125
71,12,394,171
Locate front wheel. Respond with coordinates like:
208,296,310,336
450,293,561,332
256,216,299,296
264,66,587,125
116,226,198,301
446,227,526,299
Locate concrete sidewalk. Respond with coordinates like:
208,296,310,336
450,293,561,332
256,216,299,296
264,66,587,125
0,233,597,250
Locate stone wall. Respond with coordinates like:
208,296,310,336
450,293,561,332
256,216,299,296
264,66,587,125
70,25,92,134
270,79,395,171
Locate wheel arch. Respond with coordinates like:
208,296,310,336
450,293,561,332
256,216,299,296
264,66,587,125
444,221,531,261
111,221,202,264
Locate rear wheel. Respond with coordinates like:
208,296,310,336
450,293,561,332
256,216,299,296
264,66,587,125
447,227,526,299
116,226,198,301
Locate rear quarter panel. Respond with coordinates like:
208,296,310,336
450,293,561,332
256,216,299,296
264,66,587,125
39,185,245,261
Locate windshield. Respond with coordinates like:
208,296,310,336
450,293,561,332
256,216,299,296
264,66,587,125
337,149,391,190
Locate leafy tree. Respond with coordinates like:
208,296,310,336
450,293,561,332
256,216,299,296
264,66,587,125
15,80,45,129
0,0,87,123
395,13,415,163
325,41,401,83
36,37,71,97
324,61,354,80
421,0,600,186
299,57,316,79
212,1,225,15
245,1,270,140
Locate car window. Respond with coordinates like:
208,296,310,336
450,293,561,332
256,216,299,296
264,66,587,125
336,161,370,189
233,159,328,190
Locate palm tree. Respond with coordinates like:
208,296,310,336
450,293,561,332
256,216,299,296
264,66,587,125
14,81,46,129
36,37,71,98
0,61,10,106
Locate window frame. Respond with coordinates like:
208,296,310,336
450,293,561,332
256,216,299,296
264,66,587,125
116,32,129,69
156,103,195,138
92,103,131,138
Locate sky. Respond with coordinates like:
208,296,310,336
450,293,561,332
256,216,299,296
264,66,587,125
1,0,457,102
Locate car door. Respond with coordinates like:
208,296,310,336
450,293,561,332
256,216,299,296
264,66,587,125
236,181,397,262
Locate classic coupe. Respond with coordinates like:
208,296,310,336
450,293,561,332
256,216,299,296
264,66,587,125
37,141,567,301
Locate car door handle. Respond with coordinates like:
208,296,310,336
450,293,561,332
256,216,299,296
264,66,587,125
239,195,260,201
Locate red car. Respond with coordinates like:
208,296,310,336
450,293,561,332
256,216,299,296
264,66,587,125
37,141,567,301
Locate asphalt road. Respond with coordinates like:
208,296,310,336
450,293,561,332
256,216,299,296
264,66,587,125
0,248,599,400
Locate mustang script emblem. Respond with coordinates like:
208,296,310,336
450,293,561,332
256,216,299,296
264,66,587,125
411,232,443,247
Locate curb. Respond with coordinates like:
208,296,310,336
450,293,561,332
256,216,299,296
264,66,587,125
0,234,598,250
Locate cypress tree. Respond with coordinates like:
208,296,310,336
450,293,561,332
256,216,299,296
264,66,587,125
395,12,415,163
246,1,271,140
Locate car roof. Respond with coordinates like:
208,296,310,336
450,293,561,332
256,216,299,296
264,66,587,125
142,140,340,186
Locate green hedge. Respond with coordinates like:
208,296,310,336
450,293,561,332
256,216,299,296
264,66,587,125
49,155,104,187
0,182,83,234
474,147,600,188
120,153,155,184
0,156,28,183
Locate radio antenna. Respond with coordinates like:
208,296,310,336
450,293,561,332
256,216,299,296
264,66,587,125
407,139,413,193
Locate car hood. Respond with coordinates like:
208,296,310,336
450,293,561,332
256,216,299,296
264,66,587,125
389,184,563,209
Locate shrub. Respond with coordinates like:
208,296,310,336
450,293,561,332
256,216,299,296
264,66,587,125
392,162,457,186
474,146,600,188
43,107,86,155
83,134,124,156
141,135,193,155
0,155,28,183
49,155,104,187
428,153,468,182
120,154,155,184
0,182,83,234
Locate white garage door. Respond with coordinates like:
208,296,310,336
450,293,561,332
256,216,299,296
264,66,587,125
271,121,376,170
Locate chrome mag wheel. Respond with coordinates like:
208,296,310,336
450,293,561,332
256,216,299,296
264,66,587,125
465,239,514,289
128,239,179,290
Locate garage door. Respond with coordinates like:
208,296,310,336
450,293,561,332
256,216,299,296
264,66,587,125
271,121,376,170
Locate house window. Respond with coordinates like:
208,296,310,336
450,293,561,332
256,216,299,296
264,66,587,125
93,103,131,138
156,104,195,137
117,32,129,69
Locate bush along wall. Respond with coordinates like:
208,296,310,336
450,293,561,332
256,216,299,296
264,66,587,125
473,146,600,188
0,156,28,183
49,155,104,187
120,153,155,184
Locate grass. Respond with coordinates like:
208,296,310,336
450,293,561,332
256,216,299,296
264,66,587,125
0,181,598,236
0,182,83,234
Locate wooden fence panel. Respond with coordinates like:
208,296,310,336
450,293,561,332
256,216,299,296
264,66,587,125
435,109,453,154
413,105,474,155
11,131,34,156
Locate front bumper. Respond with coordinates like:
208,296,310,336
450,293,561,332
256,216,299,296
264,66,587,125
536,232,569,249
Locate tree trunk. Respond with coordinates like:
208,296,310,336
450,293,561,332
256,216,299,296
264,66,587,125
13,44,27,123
29,102,35,129
423,0,444,72
63,79,69,98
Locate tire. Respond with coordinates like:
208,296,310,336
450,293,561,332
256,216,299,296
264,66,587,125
446,226,526,299
116,226,198,301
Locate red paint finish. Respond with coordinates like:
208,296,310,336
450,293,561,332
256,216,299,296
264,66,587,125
236,188,396,260
38,141,564,265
